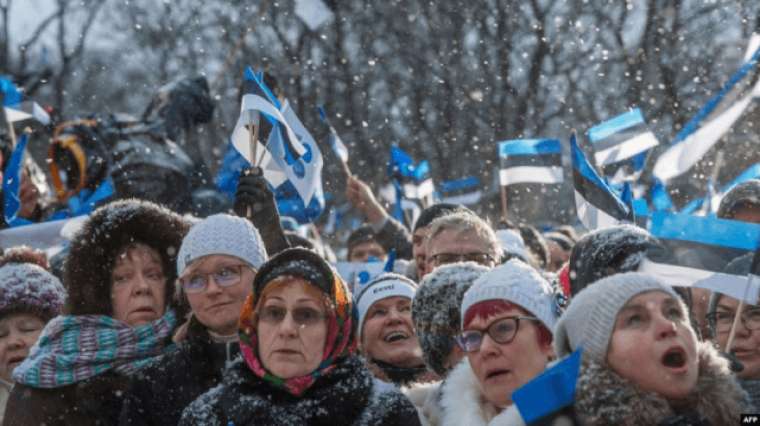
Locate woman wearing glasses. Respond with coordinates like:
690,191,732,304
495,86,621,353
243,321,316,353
439,260,559,426
706,253,760,409
179,247,420,425
120,214,268,426
5,199,189,426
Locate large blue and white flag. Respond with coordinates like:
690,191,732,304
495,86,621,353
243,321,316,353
587,108,659,168
639,212,760,303
653,41,760,181
498,138,564,185
439,176,482,205
571,133,632,230
317,106,349,163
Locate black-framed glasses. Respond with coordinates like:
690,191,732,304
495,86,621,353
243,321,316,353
456,316,539,352
179,264,252,294
708,308,760,334
429,252,496,267
257,305,327,328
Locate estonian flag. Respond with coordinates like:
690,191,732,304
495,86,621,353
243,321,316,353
498,138,563,185
439,176,482,206
587,108,659,168
571,133,632,230
317,106,349,163
653,41,760,181
680,163,760,215
639,212,760,304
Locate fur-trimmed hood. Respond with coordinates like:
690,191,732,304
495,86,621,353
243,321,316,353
65,199,190,316
575,341,750,425
439,360,525,426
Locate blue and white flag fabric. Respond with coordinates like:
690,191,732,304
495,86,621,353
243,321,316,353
498,138,564,185
0,77,50,125
587,108,659,169
639,212,760,304
317,106,349,163
387,145,434,202
571,133,632,230
2,133,29,226
653,41,760,181
513,348,582,424
439,176,482,205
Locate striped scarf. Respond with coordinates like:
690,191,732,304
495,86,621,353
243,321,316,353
239,274,357,396
13,310,176,388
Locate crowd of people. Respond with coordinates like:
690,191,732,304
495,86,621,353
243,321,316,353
1,144,759,425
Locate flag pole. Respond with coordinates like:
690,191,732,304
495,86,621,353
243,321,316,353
245,109,262,219
340,159,352,178
500,185,508,223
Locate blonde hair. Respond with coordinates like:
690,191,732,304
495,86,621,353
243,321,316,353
426,211,501,259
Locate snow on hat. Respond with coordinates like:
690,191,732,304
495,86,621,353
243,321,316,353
495,229,530,262
177,213,268,275
0,263,67,321
461,259,558,331
553,272,680,362
252,247,335,298
355,273,417,339
412,262,489,376
717,179,760,219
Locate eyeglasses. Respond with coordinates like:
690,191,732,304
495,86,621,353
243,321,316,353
429,252,496,267
179,264,251,294
257,305,326,328
456,316,539,352
709,308,760,334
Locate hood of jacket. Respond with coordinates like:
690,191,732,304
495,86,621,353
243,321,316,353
575,341,749,425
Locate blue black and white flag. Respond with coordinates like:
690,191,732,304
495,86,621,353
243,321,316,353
512,348,582,424
587,108,659,169
3,133,29,226
653,41,760,181
639,212,760,304
317,105,349,163
387,145,434,207
439,176,482,206
571,133,632,230
0,77,50,125
498,138,563,186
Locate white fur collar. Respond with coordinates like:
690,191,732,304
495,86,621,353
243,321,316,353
440,359,526,426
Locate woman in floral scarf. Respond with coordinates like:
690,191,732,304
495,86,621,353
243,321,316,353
179,247,420,426
4,199,189,426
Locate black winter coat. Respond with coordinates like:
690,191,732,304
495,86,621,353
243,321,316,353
3,371,129,426
119,319,239,426
179,355,421,426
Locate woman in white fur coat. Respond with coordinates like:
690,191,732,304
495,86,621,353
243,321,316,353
440,260,560,426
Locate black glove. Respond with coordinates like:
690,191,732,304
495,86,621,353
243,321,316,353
233,168,290,255
234,168,278,219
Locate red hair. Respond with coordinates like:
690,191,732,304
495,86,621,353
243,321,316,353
463,300,552,347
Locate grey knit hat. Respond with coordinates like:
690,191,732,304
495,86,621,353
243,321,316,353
412,262,489,376
177,214,268,275
0,263,67,321
553,272,680,362
461,259,558,331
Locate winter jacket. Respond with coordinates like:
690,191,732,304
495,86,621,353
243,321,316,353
374,217,413,260
179,354,421,426
119,318,240,426
740,378,760,413
0,379,10,424
574,342,750,425
439,360,525,426
3,371,130,426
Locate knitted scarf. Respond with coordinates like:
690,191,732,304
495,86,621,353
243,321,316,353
238,274,357,396
13,310,176,388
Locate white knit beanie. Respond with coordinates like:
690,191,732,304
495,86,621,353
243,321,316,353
355,272,417,340
461,259,557,331
553,272,680,362
495,229,530,262
176,214,268,275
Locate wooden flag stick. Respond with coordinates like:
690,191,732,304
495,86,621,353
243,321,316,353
725,299,745,353
500,185,508,223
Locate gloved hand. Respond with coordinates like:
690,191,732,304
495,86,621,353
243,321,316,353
233,168,289,255
234,168,278,220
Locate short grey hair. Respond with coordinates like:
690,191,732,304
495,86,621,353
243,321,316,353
425,211,501,260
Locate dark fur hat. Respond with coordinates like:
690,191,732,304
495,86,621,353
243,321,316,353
64,199,190,316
